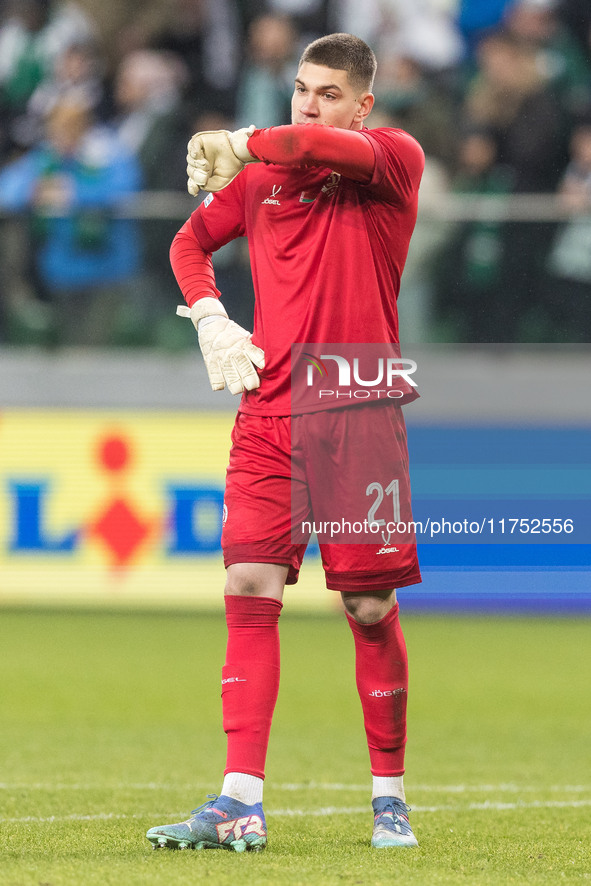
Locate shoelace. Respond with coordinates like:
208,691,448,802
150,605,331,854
375,800,412,823
190,793,219,816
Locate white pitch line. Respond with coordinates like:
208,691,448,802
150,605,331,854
2,798,591,825
271,799,591,815
0,782,590,794
278,782,591,795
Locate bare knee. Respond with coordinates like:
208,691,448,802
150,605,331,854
341,589,397,624
224,563,288,600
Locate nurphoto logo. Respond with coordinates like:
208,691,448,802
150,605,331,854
292,343,418,408
304,351,417,395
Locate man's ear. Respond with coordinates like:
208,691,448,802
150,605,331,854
355,92,375,125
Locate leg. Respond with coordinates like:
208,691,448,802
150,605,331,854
146,562,288,852
218,414,305,804
342,588,418,848
224,562,288,600
341,588,407,787
300,404,420,848
340,587,397,624
221,564,287,798
147,414,303,851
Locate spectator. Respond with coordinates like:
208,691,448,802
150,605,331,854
432,128,514,342
373,51,460,174
544,115,591,341
235,14,298,128
150,0,241,119
464,29,568,192
462,29,569,336
456,0,512,53
111,48,193,345
15,40,108,151
397,148,451,343
505,0,591,117
113,49,189,191
329,0,465,72
0,0,96,159
556,0,591,64
262,0,328,44
0,98,142,346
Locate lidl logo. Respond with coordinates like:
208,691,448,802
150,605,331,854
1,411,232,572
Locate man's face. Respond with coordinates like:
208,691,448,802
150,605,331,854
291,62,372,130
46,104,89,156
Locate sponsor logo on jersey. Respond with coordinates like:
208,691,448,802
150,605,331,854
376,546,400,554
203,192,214,208
262,184,282,205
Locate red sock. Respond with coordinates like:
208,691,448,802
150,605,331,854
222,595,282,780
346,603,408,777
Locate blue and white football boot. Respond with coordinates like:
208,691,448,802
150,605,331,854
371,796,419,848
146,794,267,852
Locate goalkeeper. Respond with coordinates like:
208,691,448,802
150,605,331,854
147,32,425,853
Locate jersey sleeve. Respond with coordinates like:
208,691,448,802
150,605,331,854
247,124,424,206
359,128,425,207
189,171,247,252
247,124,376,184
170,174,248,308
169,219,222,308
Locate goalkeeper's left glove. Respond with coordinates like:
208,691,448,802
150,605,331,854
177,298,264,394
187,125,258,195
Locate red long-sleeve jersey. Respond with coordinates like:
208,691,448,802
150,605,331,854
170,123,424,415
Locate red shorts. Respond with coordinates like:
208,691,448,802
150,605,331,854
222,402,421,592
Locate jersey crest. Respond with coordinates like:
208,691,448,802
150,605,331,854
299,171,341,203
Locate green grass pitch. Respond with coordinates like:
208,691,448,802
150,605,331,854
1,607,590,885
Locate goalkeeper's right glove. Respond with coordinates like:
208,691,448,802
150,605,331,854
187,125,258,195
177,298,265,395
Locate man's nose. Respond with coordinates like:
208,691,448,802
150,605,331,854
300,94,319,115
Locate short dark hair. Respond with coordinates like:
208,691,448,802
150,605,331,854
298,33,377,94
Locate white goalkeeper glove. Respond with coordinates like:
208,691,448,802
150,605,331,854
187,125,258,195
177,298,265,395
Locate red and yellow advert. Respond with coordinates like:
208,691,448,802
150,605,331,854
0,410,236,605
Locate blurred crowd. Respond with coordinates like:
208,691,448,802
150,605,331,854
1,0,591,346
